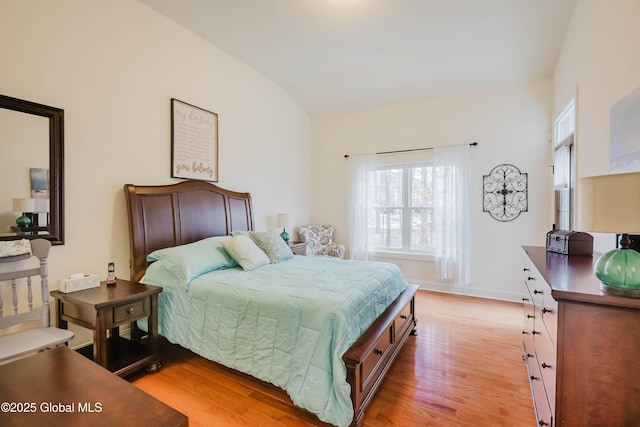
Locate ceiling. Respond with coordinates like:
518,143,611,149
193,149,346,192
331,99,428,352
141,0,577,117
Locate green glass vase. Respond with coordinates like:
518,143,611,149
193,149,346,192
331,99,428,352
595,248,640,296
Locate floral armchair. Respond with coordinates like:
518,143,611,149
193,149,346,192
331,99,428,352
298,225,345,259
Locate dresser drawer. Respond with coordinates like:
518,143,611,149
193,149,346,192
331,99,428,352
541,294,558,346
361,326,393,390
112,298,148,326
529,359,553,427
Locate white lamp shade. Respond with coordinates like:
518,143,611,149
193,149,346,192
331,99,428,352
578,172,640,233
33,198,50,213
276,213,291,229
12,198,36,213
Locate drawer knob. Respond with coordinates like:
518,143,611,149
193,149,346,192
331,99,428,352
527,276,536,281
126,307,136,315
532,330,540,335
538,420,549,426
541,307,552,314
400,315,408,320
541,362,552,369
374,348,384,356
533,289,543,294
522,331,529,335
530,375,538,381
523,268,530,272
525,353,533,358
527,314,535,319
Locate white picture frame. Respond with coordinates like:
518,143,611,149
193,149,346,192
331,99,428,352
171,98,218,182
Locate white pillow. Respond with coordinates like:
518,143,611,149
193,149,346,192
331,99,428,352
220,235,270,271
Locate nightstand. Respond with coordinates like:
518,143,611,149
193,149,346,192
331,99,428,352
289,241,307,256
50,279,161,377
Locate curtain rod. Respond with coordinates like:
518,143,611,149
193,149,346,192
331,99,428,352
343,142,478,158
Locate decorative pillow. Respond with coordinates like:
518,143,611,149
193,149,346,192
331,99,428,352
299,225,335,256
147,236,237,286
249,231,293,263
220,235,270,271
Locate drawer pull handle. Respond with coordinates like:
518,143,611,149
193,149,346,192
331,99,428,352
527,314,535,319
533,289,543,294
525,353,533,358
541,307,552,314
527,276,536,281
523,268,530,272
541,362,551,369
530,375,538,381
126,307,136,315
538,420,549,426
400,315,408,320
522,297,530,302
374,348,384,356
532,330,540,335
522,331,529,335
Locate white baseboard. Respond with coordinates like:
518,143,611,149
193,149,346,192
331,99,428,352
411,280,523,303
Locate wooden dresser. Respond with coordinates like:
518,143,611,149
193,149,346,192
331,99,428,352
521,246,640,427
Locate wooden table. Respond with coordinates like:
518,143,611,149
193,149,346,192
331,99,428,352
50,279,162,377
0,346,187,426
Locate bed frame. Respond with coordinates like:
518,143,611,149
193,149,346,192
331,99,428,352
124,180,418,425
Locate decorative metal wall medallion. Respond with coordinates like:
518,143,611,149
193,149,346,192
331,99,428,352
483,164,528,222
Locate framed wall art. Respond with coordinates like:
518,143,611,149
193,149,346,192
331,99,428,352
483,163,528,222
171,98,218,182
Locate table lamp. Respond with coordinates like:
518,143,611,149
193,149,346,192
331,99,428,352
276,213,291,243
579,172,640,297
12,198,36,228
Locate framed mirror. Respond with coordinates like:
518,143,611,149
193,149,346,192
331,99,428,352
0,94,64,245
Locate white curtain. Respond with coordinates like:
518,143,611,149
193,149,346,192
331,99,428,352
348,153,377,260
433,144,471,286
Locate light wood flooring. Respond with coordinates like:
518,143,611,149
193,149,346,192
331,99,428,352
130,290,535,426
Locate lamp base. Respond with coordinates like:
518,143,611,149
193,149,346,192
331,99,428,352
15,215,31,228
600,283,640,298
595,246,640,298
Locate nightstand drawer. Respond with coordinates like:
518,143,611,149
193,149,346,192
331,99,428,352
289,242,307,256
113,298,148,324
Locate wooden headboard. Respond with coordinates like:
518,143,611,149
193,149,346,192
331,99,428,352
124,181,254,282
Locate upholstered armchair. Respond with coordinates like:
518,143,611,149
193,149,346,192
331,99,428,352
298,225,345,259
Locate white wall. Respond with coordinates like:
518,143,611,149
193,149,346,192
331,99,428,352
0,1,311,344
554,0,640,253
312,78,553,301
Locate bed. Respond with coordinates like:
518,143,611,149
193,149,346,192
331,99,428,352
124,181,418,426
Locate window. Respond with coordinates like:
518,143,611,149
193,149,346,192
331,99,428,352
368,163,434,253
553,100,575,231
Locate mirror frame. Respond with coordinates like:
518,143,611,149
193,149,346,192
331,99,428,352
0,94,64,245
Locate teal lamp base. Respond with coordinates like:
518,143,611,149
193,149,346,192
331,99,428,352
280,228,290,244
595,239,640,298
15,215,31,228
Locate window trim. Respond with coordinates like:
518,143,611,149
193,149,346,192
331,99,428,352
553,99,576,231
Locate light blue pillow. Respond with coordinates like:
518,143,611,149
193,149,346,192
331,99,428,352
249,231,293,263
147,236,236,286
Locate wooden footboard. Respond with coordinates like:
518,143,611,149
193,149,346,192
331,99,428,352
343,284,419,424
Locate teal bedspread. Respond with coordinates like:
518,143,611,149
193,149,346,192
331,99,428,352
141,255,408,427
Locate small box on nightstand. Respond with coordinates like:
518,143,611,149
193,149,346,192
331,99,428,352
58,274,100,293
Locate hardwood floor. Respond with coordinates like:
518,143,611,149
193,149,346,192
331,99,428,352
129,290,535,426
